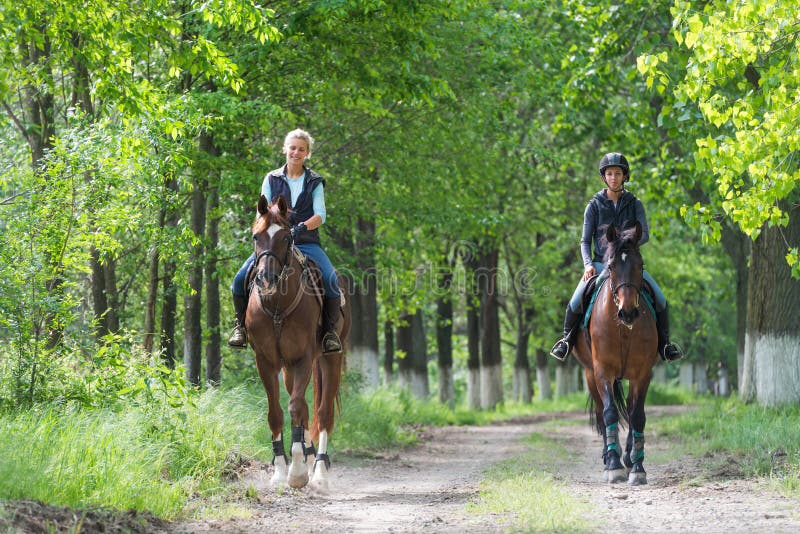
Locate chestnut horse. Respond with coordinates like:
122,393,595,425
572,222,659,485
245,194,350,491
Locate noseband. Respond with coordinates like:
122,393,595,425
611,281,641,309
254,239,293,286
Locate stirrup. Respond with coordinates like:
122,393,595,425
660,342,684,362
322,331,342,354
550,339,570,361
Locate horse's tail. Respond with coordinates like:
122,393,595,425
310,352,343,440
587,379,630,433
612,379,630,427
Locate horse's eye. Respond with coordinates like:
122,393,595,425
252,234,257,241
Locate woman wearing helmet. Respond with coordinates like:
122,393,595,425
549,152,683,362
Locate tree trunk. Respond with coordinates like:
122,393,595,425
91,247,109,341
513,322,533,403
143,246,159,355
161,260,178,368
478,248,503,410
144,187,169,355
535,349,552,401
19,31,55,169
465,257,481,410
160,177,180,369
720,222,749,390
103,257,119,334
354,218,380,387
204,151,221,387
556,362,572,399
745,204,800,406
183,170,207,386
18,27,60,350
436,270,454,407
396,310,429,399
383,319,394,383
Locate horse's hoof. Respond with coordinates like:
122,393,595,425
309,477,331,495
629,471,648,486
270,462,288,488
607,468,627,483
288,472,309,489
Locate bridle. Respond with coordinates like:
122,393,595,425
254,240,293,287
608,251,642,312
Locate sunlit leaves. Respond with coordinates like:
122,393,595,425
643,0,800,276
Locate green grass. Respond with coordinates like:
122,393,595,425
0,385,272,518
468,433,591,533
656,397,800,495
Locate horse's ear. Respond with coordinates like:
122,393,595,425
633,221,642,243
257,194,269,215
276,195,289,216
605,224,617,244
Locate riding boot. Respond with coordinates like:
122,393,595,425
550,307,583,361
656,304,684,361
227,295,248,348
322,297,343,354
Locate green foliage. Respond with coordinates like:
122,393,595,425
642,0,800,274
0,381,275,518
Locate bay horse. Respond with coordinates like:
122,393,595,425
245,194,350,492
572,222,659,485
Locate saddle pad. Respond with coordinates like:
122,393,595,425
582,279,656,329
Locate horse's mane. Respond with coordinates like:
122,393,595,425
252,203,291,235
601,224,641,265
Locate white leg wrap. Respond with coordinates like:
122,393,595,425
270,432,288,488
310,430,330,493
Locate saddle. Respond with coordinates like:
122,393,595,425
245,247,345,326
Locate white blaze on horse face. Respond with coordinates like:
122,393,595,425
621,252,628,263
267,223,282,239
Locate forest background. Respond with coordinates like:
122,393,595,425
1,0,799,417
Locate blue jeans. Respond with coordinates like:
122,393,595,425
232,243,340,299
568,262,666,312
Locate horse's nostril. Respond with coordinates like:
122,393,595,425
618,308,640,325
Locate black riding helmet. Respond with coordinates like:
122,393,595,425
598,152,630,182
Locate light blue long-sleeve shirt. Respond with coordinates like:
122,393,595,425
261,170,327,224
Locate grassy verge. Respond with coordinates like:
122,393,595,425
467,433,592,532
0,385,272,518
656,397,800,496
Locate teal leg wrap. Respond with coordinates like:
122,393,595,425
631,431,645,463
606,423,620,453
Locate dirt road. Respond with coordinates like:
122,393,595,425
170,407,800,533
